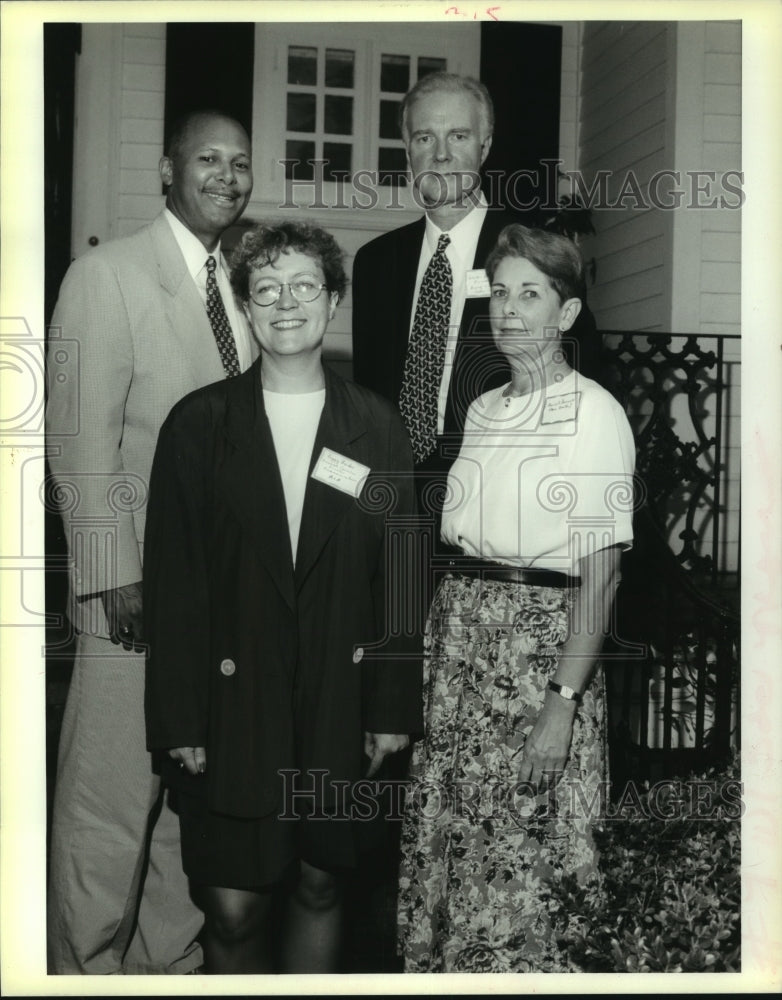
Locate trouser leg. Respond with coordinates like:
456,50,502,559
47,633,202,974
123,786,204,974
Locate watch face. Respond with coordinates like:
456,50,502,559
549,680,581,702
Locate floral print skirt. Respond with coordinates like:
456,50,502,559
397,574,607,973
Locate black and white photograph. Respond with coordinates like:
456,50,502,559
0,0,780,993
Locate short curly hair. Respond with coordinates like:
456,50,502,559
230,221,348,303
485,224,585,304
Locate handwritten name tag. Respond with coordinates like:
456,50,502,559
465,268,491,297
311,447,370,498
541,392,581,424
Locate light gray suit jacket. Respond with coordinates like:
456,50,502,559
46,211,256,637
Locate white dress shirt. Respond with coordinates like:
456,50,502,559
164,208,253,371
410,194,489,433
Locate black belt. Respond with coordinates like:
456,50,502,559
446,559,580,589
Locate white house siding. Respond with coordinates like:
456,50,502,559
70,24,166,253
117,24,167,237
577,21,669,332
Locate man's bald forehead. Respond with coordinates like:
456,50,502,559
167,110,249,160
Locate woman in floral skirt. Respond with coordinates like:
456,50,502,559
397,224,636,972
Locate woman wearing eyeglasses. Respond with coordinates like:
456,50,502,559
143,221,420,973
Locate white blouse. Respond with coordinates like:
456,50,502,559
263,388,326,565
441,372,636,574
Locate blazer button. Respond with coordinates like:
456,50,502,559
220,658,236,676
352,647,364,664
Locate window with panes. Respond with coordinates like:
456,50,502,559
250,24,480,207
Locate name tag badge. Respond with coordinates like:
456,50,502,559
465,268,491,298
541,391,581,425
311,447,370,498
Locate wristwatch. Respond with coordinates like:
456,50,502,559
547,679,582,704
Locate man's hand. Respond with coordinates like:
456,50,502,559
100,581,144,652
364,732,410,777
168,747,206,776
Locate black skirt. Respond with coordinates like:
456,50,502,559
161,756,385,888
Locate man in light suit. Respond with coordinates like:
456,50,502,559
45,109,255,974
351,73,600,546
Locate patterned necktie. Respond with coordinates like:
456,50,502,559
398,233,453,464
205,255,241,377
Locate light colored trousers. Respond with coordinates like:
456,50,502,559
48,634,203,974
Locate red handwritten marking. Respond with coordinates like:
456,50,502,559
444,5,502,18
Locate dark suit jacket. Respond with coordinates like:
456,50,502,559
144,362,421,820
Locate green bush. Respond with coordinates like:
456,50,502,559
548,755,741,972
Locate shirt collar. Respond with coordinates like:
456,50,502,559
164,207,223,280
423,191,489,263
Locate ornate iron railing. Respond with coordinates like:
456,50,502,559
599,331,741,788
600,331,740,584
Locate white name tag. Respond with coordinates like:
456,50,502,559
541,392,581,424
465,268,491,298
311,447,370,498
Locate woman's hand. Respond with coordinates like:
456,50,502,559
168,746,206,776
517,544,624,791
364,732,410,777
518,694,577,790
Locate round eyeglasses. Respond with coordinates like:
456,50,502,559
249,279,328,307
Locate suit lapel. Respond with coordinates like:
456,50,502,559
151,213,226,385
294,370,369,591
474,208,510,265
445,211,513,435
395,217,425,332
390,218,426,399
459,209,511,342
220,363,296,611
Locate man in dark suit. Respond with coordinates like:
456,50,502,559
352,73,600,550
353,74,506,470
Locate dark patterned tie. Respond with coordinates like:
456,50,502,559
398,233,453,464
205,255,241,377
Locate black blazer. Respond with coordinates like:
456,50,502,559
144,362,421,819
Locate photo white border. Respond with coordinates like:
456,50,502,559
1,0,780,994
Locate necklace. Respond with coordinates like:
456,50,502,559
503,367,574,406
